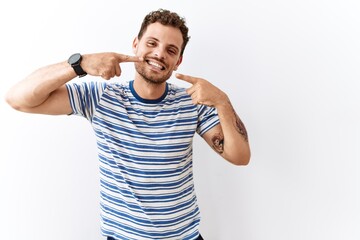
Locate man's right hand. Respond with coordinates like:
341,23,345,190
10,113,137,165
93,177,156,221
82,52,143,80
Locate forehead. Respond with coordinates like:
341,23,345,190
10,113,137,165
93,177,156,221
142,22,183,48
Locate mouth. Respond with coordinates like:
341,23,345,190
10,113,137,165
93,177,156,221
145,58,166,71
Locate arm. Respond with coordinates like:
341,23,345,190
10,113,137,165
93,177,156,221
5,53,143,115
176,73,251,166
202,100,250,165
5,61,75,115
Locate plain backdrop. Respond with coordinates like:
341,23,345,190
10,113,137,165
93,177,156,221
1,0,359,240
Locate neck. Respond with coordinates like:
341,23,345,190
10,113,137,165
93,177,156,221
133,76,167,100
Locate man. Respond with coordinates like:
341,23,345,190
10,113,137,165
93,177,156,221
6,8,250,240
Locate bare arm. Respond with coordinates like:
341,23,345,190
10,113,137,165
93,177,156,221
5,53,143,115
202,100,250,165
5,61,76,115
176,73,251,166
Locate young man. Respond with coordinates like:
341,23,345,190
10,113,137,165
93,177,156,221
6,9,250,240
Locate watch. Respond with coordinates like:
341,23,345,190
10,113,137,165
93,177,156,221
68,53,87,77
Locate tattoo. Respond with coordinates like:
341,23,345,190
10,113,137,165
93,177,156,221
229,101,249,142
235,114,249,142
211,133,224,154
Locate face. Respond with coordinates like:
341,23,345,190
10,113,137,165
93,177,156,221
133,22,183,85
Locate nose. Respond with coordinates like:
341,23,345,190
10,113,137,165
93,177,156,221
153,46,166,60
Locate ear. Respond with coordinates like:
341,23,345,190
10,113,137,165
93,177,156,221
132,37,139,54
173,55,183,71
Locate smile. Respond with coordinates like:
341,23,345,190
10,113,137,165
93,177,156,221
146,60,166,71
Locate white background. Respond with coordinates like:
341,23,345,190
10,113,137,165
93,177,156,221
1,0,359,239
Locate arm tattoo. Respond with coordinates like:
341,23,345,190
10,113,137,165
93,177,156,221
235,113,249,142
211,133,224,154
229,101,249,142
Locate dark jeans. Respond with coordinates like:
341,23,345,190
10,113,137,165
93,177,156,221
107,234,204,240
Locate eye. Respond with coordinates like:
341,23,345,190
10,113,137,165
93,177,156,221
168,48,178,55
147,41,156,47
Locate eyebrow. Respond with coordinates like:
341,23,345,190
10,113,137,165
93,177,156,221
146,37,180,52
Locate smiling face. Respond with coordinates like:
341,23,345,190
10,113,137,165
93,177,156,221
133,22,183,85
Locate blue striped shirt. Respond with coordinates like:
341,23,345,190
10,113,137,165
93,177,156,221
66,80,219,240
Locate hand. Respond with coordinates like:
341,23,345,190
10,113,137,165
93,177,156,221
82,52,143,80
175,73,228,107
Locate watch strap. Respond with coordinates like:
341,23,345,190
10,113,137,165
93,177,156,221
68,53,87,78
72,64,87,77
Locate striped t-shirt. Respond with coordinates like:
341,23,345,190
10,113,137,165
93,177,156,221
66,80,219,240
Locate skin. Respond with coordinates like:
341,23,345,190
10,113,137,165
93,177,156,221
5,22,250,166
131,22,183,100
175,73,250,165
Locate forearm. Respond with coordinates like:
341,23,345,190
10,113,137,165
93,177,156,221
6,61,76,109
216,98,251,165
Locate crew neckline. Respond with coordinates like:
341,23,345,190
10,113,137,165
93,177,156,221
129,80,168,104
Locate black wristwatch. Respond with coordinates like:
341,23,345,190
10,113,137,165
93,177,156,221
68,53,87,77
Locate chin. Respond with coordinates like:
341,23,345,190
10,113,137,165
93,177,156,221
144,77,168,85
135,64,172,84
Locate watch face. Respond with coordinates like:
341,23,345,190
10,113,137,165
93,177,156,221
68,53,81,65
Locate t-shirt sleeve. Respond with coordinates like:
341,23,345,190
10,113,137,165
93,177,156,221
196,104,220,136
66,81,106,121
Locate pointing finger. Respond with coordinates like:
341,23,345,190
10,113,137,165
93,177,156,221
175,73,198,85
116,54,144,63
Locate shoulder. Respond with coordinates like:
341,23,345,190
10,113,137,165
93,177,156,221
66,80,130,96
104,81,130,92
167,82,189,99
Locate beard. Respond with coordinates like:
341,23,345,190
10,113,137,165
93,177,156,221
134,60,173,85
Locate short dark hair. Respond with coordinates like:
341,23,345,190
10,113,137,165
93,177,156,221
137,9,190,56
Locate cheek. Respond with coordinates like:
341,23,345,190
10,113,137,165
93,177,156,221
171,59,180,69
133,43,146,55
133,47,142,56
136,48,150,58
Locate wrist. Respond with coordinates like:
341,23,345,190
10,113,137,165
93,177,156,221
68,53,87,78
214,94,230,109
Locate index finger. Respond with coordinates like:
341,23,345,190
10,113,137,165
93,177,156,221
175,73,198,84
116,53,144,63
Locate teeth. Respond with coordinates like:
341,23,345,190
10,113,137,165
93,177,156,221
148,61,163,69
